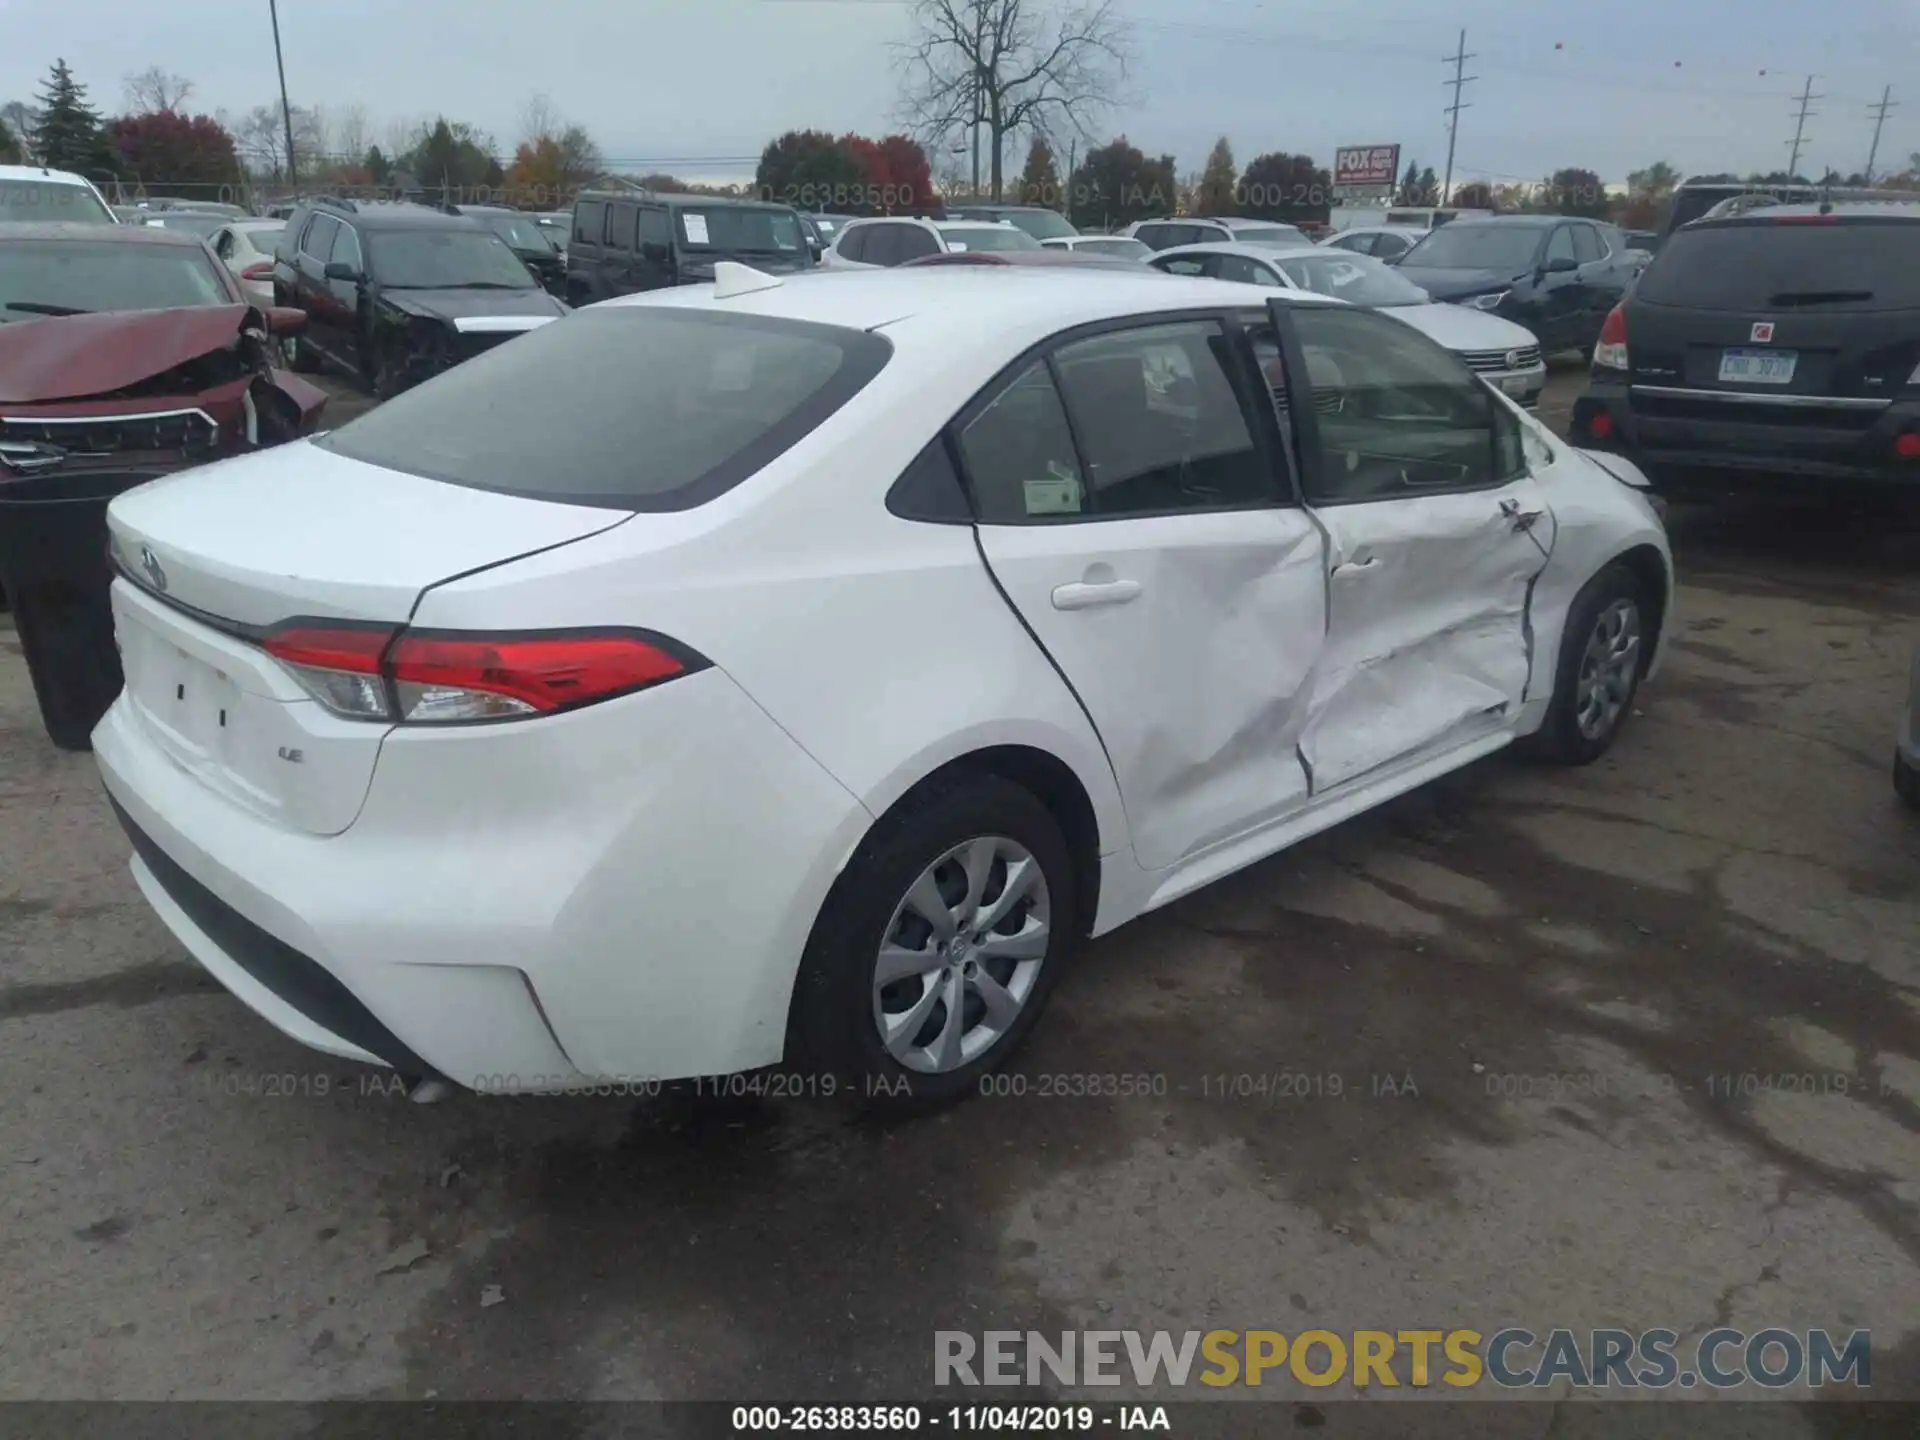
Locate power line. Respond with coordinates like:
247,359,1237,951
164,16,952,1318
1786,74,1822,175
1866,85,1898,181
1440,28,1476,204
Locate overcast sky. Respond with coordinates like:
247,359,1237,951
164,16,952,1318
4,0,1914,187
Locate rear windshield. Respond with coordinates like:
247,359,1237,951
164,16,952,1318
0,239,231,320
1233,226,1307,247
941,225,1040,253
0,178,114,225
1075,237,1151,259
1635,219,1920,311
313,307,892,511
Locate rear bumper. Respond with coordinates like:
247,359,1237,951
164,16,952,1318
94,665,873,1089
1571,376,1920,486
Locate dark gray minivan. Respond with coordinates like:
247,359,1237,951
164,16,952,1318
566,191,817,304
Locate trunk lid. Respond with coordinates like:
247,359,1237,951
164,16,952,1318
105,441,630,835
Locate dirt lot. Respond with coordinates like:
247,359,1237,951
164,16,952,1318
3,367,1918,1428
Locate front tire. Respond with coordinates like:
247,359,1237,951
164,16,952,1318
788,772,1080,1113
1531,561,1650,765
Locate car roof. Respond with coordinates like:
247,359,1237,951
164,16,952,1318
309,205,487,232
1442,214,1563,228
1153,241,1327,263
0,220,207,247
935,219,1019,229
0,163,97,187
576,190,788,210
1700,200,1920,224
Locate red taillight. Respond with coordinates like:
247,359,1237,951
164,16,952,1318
1896,433,1920,459
241,261,275,280
1588,411,1615,440
1593,304,1629,372
259,623,702,724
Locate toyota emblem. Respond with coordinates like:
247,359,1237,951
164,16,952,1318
139,544,168,592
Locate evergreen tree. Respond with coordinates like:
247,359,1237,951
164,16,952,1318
1196,136,1237,216
1016,138,1061,209
30,59,115,177
0,116,20,164
1416,166,1438,202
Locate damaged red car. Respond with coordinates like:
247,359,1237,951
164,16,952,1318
0,222,326,751
0,222,326,464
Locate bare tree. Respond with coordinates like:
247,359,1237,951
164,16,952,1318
333,103,371,167
123,66,194,114
233,102,324,186
518,93,563,145
1,101,36,160
895,0,1130,200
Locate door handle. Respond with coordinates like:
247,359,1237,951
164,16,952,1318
1499,497,1545,532
1051,579,1142,611
1331,556,1378,576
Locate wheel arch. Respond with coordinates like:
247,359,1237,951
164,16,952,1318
1611,541,1672,676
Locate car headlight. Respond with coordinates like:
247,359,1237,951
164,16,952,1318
1465,291,1510,311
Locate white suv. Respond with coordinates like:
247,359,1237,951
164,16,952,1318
0,163,116,225
825,217,1042,268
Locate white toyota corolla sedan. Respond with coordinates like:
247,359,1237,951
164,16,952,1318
94,264,1672,1108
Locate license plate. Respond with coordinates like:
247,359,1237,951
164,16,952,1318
1718,348,1797,384
120,610,241,755
1501,375,1534,397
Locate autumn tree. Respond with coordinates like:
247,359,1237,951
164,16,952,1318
1195,135,1236,216
1238,152,1331,224
856,133,934,212
896,0,1131,201
756,129,865,210
110,110,243,196
1016,136,1061,207
1067,136,1173,230
508,94,601,204
31,59,116,177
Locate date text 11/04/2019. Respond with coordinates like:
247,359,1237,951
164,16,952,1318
730,1406,1171,1432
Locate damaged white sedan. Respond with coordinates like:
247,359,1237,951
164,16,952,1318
95,264,1672,1109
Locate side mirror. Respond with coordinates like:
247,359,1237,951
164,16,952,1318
266,306,307,334
1542,256,1579,275
323,261,361,282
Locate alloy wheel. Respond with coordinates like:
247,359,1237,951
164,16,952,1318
871,835,1051,1075
1575,597,1642,741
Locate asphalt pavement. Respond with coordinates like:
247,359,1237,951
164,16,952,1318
3,365,1918,1430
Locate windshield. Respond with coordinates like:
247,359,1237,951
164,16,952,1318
317,309,891,510
143,213,225,239
678,207,807,256
1635,219,1920,311
1274,253,1430,306
0,238,232,319
1403,224,1543,271
481,214,555,252
0,178,115,225
1075,237,1151,259
1234,226,1307,248
366,228,536,289
941,226,1042,253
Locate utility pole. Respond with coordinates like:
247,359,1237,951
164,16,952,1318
1440,29,1477,206
268,0,298,195
969,3,985,200
1866,85,1897,182
1786,74,1822,178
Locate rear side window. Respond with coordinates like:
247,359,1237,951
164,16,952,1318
573,201,604,246
606,204,638,252
638,207,671,247
838,226,870,263
1636,219,1920,311
315,309,893,512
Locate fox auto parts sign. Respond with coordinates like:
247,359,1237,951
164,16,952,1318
1334,144,1401,192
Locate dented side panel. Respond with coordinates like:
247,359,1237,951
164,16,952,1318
1298,479,1556,793
976,508,1328,872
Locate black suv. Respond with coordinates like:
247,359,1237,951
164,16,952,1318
440,204,566,295
566,191,814,304
1572,203,1920,490
273,199,567,397
1395,214,1639,355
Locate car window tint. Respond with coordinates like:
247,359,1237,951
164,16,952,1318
897,225,942,259
1286,305,1516,503
864,224,904,266
212,229,233,259
1053,320,1271,516
606,204,638,251
327,223,362,271
315,309,891,512
1156,255,1210,277
1571,224,1603,264
958,362,1087,522
1134,224,1176,250
837,225,869,263
638,207,671,247
1374,233,1413,258
1636,218,1920,310
573,200,604,246
1544,225,1576,266
1219,254,1282,286
301,213,339,261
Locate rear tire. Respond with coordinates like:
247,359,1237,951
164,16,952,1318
787,772,1080,1114
1528,561,1650,766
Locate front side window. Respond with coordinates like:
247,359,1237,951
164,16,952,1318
0,239,233,320
1326,233,1372,255
301,213,340,261
1570,224,1604,264
1284,305,1520,503
327,223,363,272
365,229,536,290
1218,254,1283,287
1372,232,1414,259
637,207,671,247
316,308,891,510
606,204,638,252
1544,225,1576,267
